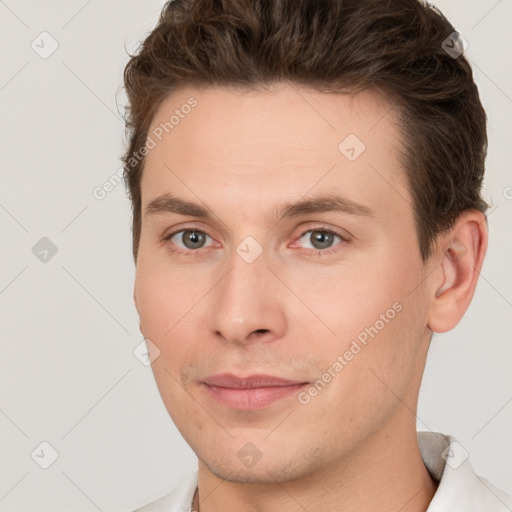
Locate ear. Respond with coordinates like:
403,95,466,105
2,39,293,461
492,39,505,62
427,209,488,333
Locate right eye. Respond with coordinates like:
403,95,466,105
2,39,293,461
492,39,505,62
166,229,216,252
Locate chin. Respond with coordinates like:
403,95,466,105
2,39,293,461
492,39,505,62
205,463,294,485
199,444,324,485
210,467,276,484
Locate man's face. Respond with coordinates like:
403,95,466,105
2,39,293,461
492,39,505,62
134,83,434,483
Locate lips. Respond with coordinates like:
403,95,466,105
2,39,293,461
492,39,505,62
200,373,309,410
202,373,305,388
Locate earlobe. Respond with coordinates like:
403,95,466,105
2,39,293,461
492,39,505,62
427,210,488,333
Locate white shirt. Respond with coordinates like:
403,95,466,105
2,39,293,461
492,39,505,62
133,432,512,511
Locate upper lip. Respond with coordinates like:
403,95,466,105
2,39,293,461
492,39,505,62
202,373,307,389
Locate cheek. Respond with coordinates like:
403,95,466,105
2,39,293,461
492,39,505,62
134,255,204,337
299,299,423,445
287,250,425,390
279,256,407,347
134,262,201,415
134,259,216,387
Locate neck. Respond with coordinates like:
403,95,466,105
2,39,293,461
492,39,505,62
194,419,437,512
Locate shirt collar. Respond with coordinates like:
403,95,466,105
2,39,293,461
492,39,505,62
418,431,512,511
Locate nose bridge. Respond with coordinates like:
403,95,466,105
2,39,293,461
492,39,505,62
208,243,286,343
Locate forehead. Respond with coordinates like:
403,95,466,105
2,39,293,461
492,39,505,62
141,83,410,225
147,82,401,156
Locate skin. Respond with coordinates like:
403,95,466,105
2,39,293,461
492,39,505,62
133,82,487,512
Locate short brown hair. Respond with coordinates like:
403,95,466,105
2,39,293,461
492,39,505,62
122,0,489,263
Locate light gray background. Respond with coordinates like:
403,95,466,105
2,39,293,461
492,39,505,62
0,1,510,511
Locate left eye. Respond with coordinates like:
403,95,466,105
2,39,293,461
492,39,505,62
169,229,214,250
298,229,343,250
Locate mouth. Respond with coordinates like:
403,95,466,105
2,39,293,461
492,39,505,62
200,373,309,410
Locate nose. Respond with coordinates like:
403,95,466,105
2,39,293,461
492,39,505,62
208,248,288,346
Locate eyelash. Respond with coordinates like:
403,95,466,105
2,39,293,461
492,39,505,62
163,226,348,257
291,227,347,256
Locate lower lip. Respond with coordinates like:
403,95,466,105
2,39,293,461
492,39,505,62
201,383,308,410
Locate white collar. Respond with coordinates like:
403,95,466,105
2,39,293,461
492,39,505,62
418,431,512,511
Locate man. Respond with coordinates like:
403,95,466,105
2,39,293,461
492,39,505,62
122,0,511,510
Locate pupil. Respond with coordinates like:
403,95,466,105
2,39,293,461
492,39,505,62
311,231,333,249
184,230,205,249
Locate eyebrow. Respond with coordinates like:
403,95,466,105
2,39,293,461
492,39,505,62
145,194,211,218
144,193,376,224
